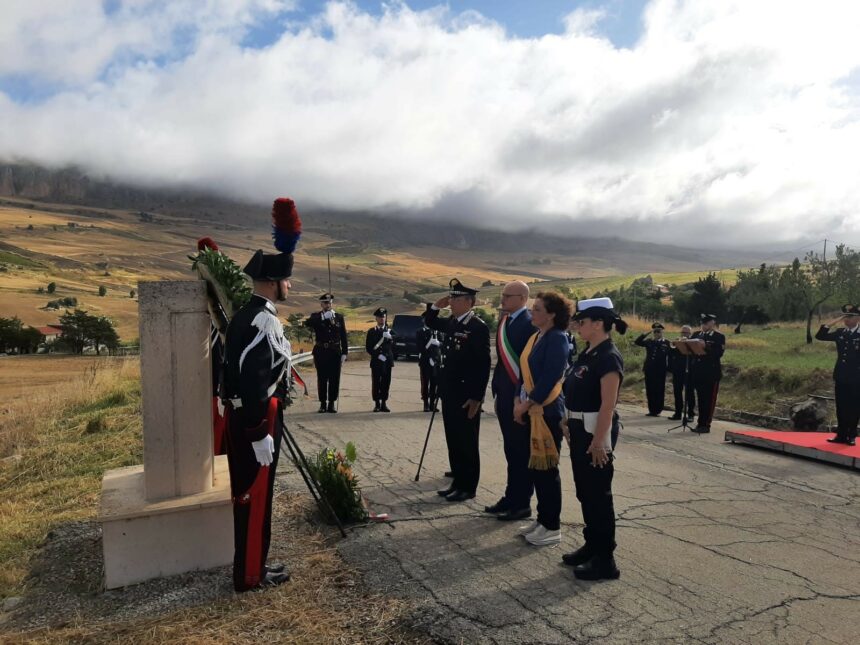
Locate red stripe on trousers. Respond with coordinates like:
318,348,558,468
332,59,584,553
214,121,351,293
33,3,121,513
709,381,720,422
243,397,279,589
213,397,228,456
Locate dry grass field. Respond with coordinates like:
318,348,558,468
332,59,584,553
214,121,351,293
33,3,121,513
0,355,418,643
1,197,742,341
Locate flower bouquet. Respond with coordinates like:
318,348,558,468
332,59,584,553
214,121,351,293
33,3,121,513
307,442,368,524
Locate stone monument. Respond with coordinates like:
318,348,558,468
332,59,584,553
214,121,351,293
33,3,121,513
98,280,232,589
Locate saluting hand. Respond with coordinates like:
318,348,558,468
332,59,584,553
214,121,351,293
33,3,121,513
462,399,481,419
434,296,451,309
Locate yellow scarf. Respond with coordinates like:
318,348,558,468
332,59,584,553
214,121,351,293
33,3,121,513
520,332,563,470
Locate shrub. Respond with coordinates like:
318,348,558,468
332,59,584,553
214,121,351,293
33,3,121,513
306,442,368,524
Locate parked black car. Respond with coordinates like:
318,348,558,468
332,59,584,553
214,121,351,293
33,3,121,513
391,314,423,360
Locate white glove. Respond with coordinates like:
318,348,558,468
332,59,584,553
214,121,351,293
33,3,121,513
382,331,392,340
341,354,347,364
378,355,387,362
429,338,441,347
322,310,335,321
251,434,275,466
429,358,435,367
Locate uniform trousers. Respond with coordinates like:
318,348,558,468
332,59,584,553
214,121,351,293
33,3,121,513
370,359,392,401
419,362,437,402
644,368,667,415
529,414,563,530
694,377,720,428
672,369,695,418
496,394,533,510
225,397,282,592
313,347,342,403
835,381,860,440
569,418,618,556
441,387,481,494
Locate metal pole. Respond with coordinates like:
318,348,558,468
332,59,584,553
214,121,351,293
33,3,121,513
327,252,332,295
414,386,439,482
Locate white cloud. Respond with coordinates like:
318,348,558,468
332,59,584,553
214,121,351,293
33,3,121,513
1,0,859,247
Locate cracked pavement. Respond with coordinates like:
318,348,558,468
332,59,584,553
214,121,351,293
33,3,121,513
287,361,860,644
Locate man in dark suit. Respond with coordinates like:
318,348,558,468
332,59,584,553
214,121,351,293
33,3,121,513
634,322,671,417
424,279,491,502
669,325,695,421
304,293,349,413
690,314,726,433
485,281,536,521
365,307,394,412
816,304,860,446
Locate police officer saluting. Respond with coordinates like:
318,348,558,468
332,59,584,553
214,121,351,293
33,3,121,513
634,322,670,417
690,313,725,433
366,307,394,412
222,197,300,591
816,304,860,446
424,279,491,502
304,293,349,413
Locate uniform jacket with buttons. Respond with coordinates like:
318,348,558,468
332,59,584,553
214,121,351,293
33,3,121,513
815,325,860,385
365,325,395,363
423,308,491,402
634,334,670,374
690,329,725,382
304,311,348,355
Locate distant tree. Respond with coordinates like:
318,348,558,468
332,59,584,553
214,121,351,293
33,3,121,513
88,316,120,355
473,307,498,334
286,312,312,342
26,224,34,231
57,309,119,354
129,288,136,298
47,281,56,294
797,244,859,343
482,280,494,287
98,285,107,297
727,264,774,332
37,286,45,294
674,273,727,323
0,316,24,353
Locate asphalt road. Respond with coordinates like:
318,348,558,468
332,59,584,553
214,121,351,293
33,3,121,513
288,360,860,644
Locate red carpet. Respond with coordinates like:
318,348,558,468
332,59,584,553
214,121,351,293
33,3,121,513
725,429,860,470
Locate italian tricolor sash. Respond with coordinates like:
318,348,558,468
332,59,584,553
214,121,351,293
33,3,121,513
497,314,520,386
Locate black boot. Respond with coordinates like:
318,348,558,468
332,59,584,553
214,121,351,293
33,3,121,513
318,402,327,413
423,399,430,412
827,435,847,444
373,401,381,412
573,555,620,581
326,401,337,413
562,545,593,567
380,401,391,413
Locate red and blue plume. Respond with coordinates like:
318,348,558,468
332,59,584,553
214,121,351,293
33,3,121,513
197,236,219,251
272,197,302,254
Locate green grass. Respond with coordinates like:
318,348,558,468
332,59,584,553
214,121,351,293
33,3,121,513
0,250,44,269
541,269,740,296
619,322,838,416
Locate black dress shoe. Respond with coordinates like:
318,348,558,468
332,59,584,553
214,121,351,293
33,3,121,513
497,507,531,522
326,401,337,413
848,438,856,446
437,485,456,497
446,490,476,502
373,401,381,412
645,412,660,417
259,570,290,587
484,498,508,514
266,562,286,574
423,400,431,412
827,436,847,444
380,402,391,413
443,470,453,478
573,555,620,581
562,545,593,567
318,403,327,413
669,414,682,420
691,426,710,433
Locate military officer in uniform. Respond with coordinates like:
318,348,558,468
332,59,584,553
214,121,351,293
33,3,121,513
304,294,349,413
669,325,695,421
424,279,491,502
417,306,442,412
366,307,394,412
690,314,725,433
815,304,860,446
222,196,300,591
634,322,671,417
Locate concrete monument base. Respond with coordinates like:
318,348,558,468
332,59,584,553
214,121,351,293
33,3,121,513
99,455,232,589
